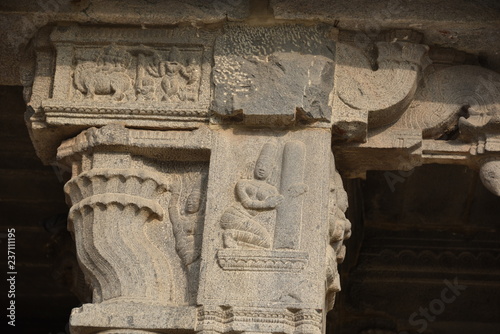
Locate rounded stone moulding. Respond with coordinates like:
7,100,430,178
480,159,500,197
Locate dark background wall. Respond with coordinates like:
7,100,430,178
0,86,78,334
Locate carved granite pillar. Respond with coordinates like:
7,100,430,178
24,24,436,334
57,125,210,333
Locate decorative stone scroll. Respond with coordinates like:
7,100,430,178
332,62,500,196
332,39,430,142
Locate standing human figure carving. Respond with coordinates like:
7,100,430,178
160,47,186,102
220,141,284,249
168,178,204,266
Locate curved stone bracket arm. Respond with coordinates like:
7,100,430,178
333,41,430,142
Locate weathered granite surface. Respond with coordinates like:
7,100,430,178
271,0,500,56
2,0,499,85
19,18,500,334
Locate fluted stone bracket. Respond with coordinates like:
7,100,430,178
56,124,211,333
333,64,500,196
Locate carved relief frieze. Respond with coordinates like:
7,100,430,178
27,26,214,136
197,306,323,334
217,139,309,272
70,44,203,104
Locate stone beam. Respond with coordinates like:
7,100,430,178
2,1,500,86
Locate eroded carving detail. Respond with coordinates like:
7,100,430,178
480,159,500,196
212,25,335,125
394,65,500,139
326,156,352,310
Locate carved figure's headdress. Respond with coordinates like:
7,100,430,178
169,47,184,64
256,140,278,168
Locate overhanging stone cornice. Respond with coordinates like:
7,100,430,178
25,24,434,164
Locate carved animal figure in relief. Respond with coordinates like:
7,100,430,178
73,46,132,101
220,141,284,249
168,178,204,266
